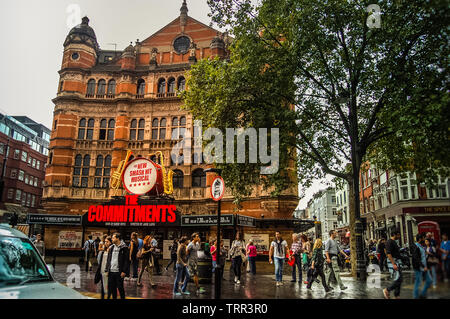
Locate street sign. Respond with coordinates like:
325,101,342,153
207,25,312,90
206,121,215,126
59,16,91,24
122,158,158,195
210,176,225,201
237,215,256,227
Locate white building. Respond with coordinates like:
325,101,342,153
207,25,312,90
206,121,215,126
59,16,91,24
307,188,338,241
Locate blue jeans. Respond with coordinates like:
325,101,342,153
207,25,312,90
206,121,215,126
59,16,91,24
212,260,217,273
413,270,432,299
173,263,190,293
274,257,284,282
248,256,256,274
429,265,437,286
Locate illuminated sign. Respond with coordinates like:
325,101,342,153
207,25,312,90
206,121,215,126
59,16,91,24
122,158,158,195
84,195,179,227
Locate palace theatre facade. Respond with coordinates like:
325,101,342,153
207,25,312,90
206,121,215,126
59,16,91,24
41,2,300,257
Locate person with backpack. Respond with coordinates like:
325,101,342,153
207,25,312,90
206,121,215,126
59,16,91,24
165,238,179,272
83,235,97,271
383,230,403,299
269,231,288,286
306,238,331,292
412,233,432,299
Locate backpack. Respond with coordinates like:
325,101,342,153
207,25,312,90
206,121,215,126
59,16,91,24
410,244,422,270
88,240,95,256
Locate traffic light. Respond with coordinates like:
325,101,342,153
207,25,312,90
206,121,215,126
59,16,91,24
9,213,18,227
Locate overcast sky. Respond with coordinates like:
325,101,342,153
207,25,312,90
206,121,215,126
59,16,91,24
0,0,331,210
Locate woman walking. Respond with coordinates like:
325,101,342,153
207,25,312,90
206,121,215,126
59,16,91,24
425,238,439,288
129,232,139,281
96,236,112,299
230,233,246,284
306,238,331,292
247,240,257,275
137,235,157,288
210,239,218,273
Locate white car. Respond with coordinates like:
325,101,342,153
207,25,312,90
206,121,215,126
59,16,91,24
0,224,86,299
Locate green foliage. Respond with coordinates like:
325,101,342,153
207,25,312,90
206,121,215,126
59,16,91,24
183,0,449,202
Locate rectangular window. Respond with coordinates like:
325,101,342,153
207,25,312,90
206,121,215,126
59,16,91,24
107,129,114,141
137,130,144,140
99,129,106,140
439,185,447,198
25,175,29,185
81,177,88,188
7,189,14,199
36,161,40,170
28,156,32,165
21,151,28,162
102,177,109,188
331,196,336,204
31,195,36,207
152,129,158,140
0,143,3,155
15,189,22,201
14,149,20,159
10,169,17,179
86,129,93,140
26,193,31,207
411,186,416,199
94,177,102,188
401,187,409,200
72,176,80,187
34,177,38,187
32,158,36,168
18,170,24,181
22,193,26,206
78,128,85,139
130,129,136,140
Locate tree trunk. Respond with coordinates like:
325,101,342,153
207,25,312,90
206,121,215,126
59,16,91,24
348,179,357,277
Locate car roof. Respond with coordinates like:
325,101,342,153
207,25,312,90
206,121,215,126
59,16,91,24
0,224,29,239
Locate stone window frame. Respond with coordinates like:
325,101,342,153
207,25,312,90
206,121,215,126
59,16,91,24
72,154,91,188
130,118,145,141
94,154,111,189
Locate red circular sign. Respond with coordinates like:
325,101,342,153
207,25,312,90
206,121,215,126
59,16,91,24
210,176,225,201
122,158,158,195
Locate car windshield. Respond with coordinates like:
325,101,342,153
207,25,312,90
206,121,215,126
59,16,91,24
0,235,52,288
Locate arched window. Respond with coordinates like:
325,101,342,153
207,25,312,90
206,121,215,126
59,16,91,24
130,119,144,140
177,77,186,91
73,154,90,188
159,118,166,140
87,79,96,96
152,118,159,140
99,119,115,141
97,79,106,96
172,115,186,139
192,169,206,187
137,79,145,96
94,154,111,188
173,170,184,188
168,78,176,94
107,80,116,97
158,78,166,94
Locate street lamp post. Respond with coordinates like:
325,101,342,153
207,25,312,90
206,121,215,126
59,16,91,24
205,167,223,299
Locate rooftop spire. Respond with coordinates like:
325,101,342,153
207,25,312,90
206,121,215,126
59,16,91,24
180,0,188,16
180,0,188,32
81,16,89,25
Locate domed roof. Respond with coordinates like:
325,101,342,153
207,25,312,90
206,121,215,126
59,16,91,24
64,16,99,51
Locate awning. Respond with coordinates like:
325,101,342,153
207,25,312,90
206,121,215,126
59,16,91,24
15,224,29,236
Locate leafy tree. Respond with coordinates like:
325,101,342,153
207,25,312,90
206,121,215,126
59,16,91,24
182,0,449,277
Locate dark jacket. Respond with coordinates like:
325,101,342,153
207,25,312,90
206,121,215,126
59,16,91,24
105,241,130,276
311,247,325,269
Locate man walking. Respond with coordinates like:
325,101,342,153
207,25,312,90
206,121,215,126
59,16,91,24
105,233,130,299
187,233,206,294
151,235,162,275
439,233,450,282
383,229,403,299
173,236,190,296
269,231,288,286
412,233,432,299
377,238,387,272
290,233,303,283
324,230,349,290
83,235,97,271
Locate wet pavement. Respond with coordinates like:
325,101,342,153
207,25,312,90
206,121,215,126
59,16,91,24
52,260,450,299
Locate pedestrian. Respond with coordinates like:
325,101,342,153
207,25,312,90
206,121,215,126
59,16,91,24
33,234,45,259
290,233,302,283
324,230,349,291
425,238,439,289
218,240,228,280
306,238,331,292
247,240,257,275
96,236,112,299
151,235,162,275
173,236,190,296
425,232,436,248
383,229,403,299
105,233,130,299
412,233,432,299
128,232,139,281
83,235,97,271
166,238,179,272
187,232,206,294
439,233,450,282
137,235,157,288
245,241,251,273
210,238,217,273
301,235,311,279
377,238,387,272
94,237,101,255
98,234,108,252
269,231,288,286
230,233,246,284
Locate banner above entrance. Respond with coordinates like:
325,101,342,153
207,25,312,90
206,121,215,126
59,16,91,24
27,214,82,226
181,214,234,226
